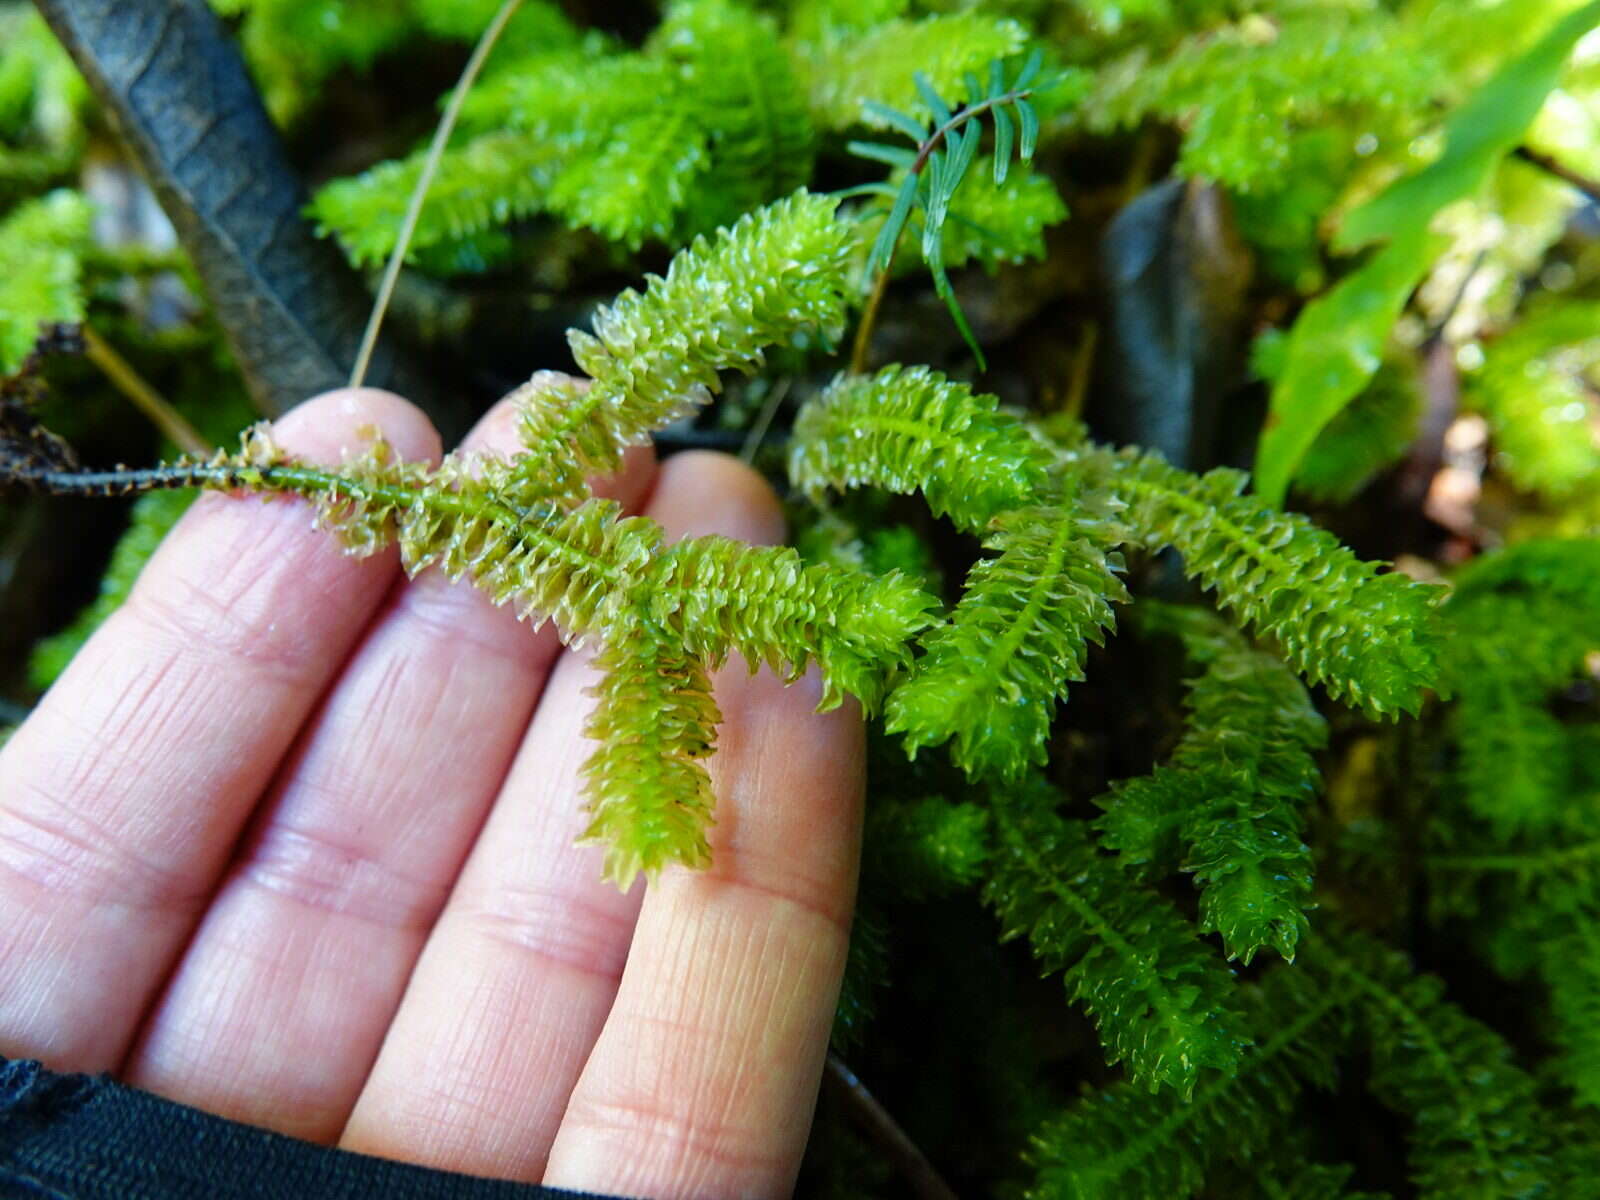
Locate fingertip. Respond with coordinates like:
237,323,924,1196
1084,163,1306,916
650,450,786,547
455,378,659,512
274,387,442,468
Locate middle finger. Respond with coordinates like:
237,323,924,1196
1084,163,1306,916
122,388,656,1141
339,451,786,1181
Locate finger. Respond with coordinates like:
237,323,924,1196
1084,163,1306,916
121,382,657,1141
0,389,438,1072
542,507,863,1196
340,452,787,1182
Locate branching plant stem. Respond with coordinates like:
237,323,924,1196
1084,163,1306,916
848,82,1039,375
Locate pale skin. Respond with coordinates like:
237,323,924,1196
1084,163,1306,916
0,384,865,1199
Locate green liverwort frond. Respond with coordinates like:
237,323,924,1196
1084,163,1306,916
0,189,91,373
796,11,1028,133
513,191,857,504
1027,953,1350,1199
886,496,1127,778
788,364,1056,533
118,414,936,884
1315,928,1554,1198
986,773,1248,1097
1465,299,1600,499
640,532,937,712
1095,604,1326,964
652,0,816,233
1082,444,1442,718
1439,539,1600,836
580,622,721,889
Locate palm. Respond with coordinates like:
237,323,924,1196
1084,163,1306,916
0,386,863,1199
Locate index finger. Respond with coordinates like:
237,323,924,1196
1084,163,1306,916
0,388,438,1071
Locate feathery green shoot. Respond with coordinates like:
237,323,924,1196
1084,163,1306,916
788,363,1055,533
515,192,857,504
847,51,1053,368
1084,445,1442,718
887,497,1127,778
987,773,1248,1098
1095,605,1326,964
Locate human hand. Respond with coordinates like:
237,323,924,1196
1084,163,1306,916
0,386,864,1199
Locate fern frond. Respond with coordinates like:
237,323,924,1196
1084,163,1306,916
886,497,1127,778
1081,445,1442,718
1316,928,1554,1198
0,188,91,373
579,622,721,889
1096,605,1326,964
1027,955,1349,1198
987,774,1248,1097
848,54,1059,366
513,192,856,504
788,364,1056,533
798,12,1029,132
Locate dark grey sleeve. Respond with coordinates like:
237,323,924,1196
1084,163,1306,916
0,1056,629,1200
